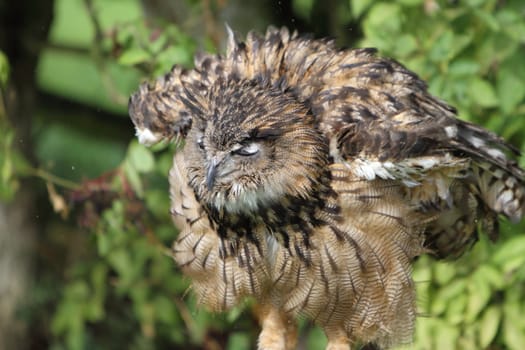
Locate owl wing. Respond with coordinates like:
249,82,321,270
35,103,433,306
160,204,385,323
308,56,525,256
273,36,525,257
220,27,525,257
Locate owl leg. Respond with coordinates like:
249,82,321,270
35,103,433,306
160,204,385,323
256,304,297,350
284,316,298,350
325,328,351,350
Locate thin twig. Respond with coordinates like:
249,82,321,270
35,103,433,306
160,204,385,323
29,168,81,190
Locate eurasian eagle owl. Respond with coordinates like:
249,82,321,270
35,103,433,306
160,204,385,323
128,27,525,350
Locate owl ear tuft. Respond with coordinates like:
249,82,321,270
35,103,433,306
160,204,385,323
225,23,240,57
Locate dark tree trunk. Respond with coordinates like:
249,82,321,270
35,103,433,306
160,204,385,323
0,1,53,348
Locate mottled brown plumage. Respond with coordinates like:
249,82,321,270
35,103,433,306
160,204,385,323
129,27,525,349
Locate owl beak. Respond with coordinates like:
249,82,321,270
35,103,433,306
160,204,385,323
206,157,219,190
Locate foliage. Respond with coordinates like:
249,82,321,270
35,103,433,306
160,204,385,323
3,0,525,349
357,0,525,138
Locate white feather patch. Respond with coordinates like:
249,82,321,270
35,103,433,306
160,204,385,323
444,125,458,138
350,159,396,180
348,154,466,186
214,181,288,215
136,127,162,146
486,147,507,161
466,135,485,148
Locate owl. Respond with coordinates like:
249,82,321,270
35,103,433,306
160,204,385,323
128,27,525,350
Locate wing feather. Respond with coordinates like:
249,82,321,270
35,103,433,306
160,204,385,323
223,27,525,256
130,26,525,258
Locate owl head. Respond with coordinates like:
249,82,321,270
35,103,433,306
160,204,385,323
129,27,330,215
181,77,329,214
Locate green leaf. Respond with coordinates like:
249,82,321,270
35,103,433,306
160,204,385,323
473,8,500,32
96,231,111,256
448,59,480,77
48,0,94,47
101,200,125,234
502,21,525,43
491,236,525,266
479,306,501,348
432,279,466,315
474,264,504,290
433,261,457,285
503,307,525,350
154,295,177,324
460,328,479,350
128,141,154,173
226,304,245,323
124,160,143,197
37,50,136,115
149,32,169,54
0,51,9,87
90,263,108,318
446,293,467,325
351,0,374,18
107,248,136,289
468,77,499,107
465,272,492,323
435,321,460,349
362,2,402,48
451,34,474,59
497,67,525,113
414,316,434,349
430,31,472,64
393,34,417,57
412,257,432,281
497,9,525,42
1,131,14,180
0,124,30,201
501,254,525,275
227,332,252,350
501,112,525,140
429,30,454,62
155,45,193,73
145,189,170,220
118,48,151,66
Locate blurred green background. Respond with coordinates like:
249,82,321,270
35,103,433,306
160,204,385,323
1,0,525,349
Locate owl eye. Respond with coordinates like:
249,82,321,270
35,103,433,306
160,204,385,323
232,142,260,156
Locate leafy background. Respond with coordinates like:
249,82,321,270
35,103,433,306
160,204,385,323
1,0,525,349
